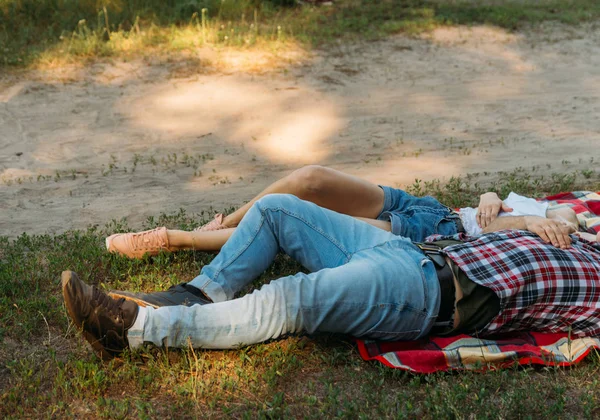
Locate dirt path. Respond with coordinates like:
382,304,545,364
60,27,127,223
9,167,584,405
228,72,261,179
1,24,599,237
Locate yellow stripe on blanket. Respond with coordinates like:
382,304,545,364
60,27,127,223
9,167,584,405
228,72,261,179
442,336,600,369
551,336,600,362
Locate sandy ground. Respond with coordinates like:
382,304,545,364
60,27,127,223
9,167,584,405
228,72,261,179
1,24,599,237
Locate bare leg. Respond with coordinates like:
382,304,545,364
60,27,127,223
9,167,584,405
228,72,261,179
166,228,234,251
176,166,386,252
166,218,391,253
107,166,387,256
221,165,385,228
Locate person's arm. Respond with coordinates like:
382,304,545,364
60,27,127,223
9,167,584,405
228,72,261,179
476,192,514,229
355,217,392,231
482,215,576,249
546,207,579,231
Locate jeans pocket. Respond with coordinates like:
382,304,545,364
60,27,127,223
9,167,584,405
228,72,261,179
363,305,427,341
363,258,433,341
434,215,459,236
418,257,440,334
365,328,423,341
400,206,453,242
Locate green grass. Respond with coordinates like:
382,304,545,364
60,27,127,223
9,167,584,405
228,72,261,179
2,169,600,417
3,0,600,67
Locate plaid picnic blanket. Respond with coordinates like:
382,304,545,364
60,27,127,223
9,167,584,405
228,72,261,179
356,191,600,373
544,191,600,234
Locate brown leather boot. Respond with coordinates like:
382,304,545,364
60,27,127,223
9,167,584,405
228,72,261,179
62,271,138,360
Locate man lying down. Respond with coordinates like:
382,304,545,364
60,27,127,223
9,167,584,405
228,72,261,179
62,193,600,360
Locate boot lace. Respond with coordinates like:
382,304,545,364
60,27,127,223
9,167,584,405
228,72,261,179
92,286,125,319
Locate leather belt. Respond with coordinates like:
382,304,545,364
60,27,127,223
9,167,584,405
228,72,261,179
415,243,456,334
449,211,465,234
453,216,465,234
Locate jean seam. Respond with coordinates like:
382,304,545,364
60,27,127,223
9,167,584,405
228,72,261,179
408,205,451,216
299,300,426,314
209,203,357,287
420,259,431,312
210,211,269,287
199,277,212,290
369,329,421,334
377,185,394,219
265,205,353,260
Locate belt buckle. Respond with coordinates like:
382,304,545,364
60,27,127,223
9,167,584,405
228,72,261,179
416,243,442,253
416,243,446,267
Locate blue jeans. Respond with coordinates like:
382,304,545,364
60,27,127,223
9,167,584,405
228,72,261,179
378,186,459,242
128,194,440,349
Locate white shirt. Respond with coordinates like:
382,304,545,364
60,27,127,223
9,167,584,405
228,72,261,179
459,192,549,236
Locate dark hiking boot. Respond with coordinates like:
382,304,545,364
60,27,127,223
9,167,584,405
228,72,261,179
62,271,138,360
108,283,212,309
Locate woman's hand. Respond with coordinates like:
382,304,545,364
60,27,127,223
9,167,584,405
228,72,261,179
476,192,513,229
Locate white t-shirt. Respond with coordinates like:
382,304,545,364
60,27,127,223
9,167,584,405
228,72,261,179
459,192,549,236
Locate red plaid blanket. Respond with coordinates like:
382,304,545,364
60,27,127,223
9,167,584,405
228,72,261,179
544,191,600,234
356,191,600,373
